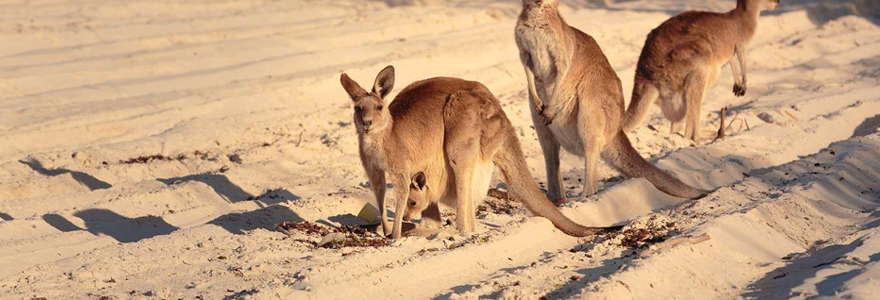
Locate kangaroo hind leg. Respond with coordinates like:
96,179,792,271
578,97,607,199
580,129,604,199
443,91,483,234
683,69,710,142
530,102,566,204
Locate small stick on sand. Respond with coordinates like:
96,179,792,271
782,109,799,121
295,131,305,147
726,111,745,133
487,188,510,199
638,233,711,258
729,116,745,132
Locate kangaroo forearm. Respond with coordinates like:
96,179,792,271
740,53,748,86
389,174,410,239
736,45,748,86
730,58,742,85
520,51,547,107
526,69,545,106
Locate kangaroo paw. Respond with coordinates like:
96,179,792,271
733,83,747,97
536,104,556,125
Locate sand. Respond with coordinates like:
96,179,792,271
1,0,879,299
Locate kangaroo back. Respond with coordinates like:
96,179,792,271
603,131,708,199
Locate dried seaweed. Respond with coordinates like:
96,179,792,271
477,188,522,215
322,235,389,249
119,150,214,164
120,154,185,164
605,221,677,249
277,221,330,235
276,221,387,249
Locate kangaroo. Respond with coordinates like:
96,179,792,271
341,66,614,239
622,0,780,140
400,171,521,237
401,172,431,225
399,172,455,237
515,0,708,202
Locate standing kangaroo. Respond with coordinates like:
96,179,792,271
340,66,611,239
622,0,780,140
515,0,708,202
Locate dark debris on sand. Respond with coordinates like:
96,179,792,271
278,221,330,236
477,188,522,216
119,150,214,164
276,221,388,249
324,235,389,249
120,154,185,164
606,221,677,250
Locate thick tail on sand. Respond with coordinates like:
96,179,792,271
494,129,620,236
604,131,709,199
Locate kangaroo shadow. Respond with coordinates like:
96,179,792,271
742,233,880,299
0,212,13,221
540,255,636,299
853,114,880,138
42,209,178,243
158,173,299,209
250,188,301,207
756,0,880,27
158,173,251,202
787,0,880,27
322,213,369,227
20,159,112,190
208,205,304,235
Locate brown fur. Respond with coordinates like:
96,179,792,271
341,67,614,239
622,0,780,140
515,0,709,202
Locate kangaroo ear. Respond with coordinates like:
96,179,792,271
372,65,395,99
340,73,368,101
412,172,426,190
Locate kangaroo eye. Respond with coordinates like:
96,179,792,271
408,201,417,207
354,106,363,112
376,105,383,111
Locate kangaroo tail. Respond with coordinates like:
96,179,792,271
604,131,709,199
494,128,607,237
622,76,659,133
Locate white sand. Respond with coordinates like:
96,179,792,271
1,0,879,299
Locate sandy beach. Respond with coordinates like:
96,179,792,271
1,0,879,299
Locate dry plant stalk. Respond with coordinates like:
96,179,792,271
714,106,749,142
714,106,730,141
782,109,799,121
